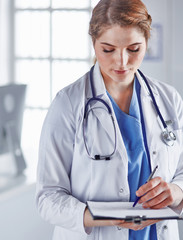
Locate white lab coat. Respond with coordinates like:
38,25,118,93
36,62,183,240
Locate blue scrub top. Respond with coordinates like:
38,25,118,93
107,76,157,240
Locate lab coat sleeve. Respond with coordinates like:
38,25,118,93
169,90,183,213
36,90,87,235
171,90,183,186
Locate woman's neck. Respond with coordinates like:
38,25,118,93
105,79,134,114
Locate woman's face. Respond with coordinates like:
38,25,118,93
94,25,147,85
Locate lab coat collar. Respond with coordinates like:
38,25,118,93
135,70,159,97
86,62,106,99
86,62,159,99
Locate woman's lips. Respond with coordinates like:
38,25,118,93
114,69,128,74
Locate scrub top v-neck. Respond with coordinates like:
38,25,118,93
107,76,157,240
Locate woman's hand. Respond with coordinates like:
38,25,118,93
136,177,183,210
84,208,159,231
84,208,125,228
111,219,159,231
84,179,183,231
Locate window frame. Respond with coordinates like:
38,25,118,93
13,0,94,108
11,0,97,173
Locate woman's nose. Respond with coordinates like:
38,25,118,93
115,50,128,67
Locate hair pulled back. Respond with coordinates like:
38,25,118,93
89,0,152,43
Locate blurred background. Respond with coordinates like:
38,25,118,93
0,0,183,239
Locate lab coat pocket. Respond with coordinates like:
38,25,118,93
167,128,182,177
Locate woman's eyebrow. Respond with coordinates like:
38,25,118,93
100,42,116,47
100,42,143,47
129,42,142,46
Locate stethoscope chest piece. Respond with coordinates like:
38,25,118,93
161,129,176,146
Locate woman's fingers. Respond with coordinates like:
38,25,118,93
136,177,175,208
136,177,162,198
116,220,159,231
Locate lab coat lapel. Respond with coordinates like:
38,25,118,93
86,62,106,99
85,62,115,141
136,71,160,149
87,94,116,144
141,94,158,148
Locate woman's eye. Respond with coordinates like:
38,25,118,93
128,48,140,53
103,49,114,53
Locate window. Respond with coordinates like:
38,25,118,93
13,0,100,175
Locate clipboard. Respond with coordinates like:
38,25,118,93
87,201,183,224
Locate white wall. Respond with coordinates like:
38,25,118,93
141,0,172,84
171,0,183,97
141,0,183,98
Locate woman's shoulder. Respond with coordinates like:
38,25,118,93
147,75,183,122
56,71,89,102
147,75,176,92
47,71,90,120
146,75,182,101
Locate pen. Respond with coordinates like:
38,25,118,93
133,165,158,207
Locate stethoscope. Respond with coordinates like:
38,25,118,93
83,66,176,160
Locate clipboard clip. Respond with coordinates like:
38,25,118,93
125,216,146,225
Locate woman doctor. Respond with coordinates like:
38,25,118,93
36,0,183,239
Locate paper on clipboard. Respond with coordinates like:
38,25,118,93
87,201,183,221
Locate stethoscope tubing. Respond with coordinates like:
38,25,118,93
84,66,113,118
137,69,167,129
138,69,176,146
83,66,176,160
